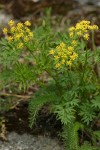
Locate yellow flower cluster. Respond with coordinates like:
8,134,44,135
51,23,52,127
3,20,33,49
8,20,14,26
3,28,8,34
49,42,78,69
69,20,99,40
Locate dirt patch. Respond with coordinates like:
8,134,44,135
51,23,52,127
4,101,62,138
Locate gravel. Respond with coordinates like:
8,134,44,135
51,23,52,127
0,132,64,150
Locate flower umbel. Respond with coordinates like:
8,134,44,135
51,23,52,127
49,20,99,69
2,20,33,49
49,42,78,69
69,20,99,40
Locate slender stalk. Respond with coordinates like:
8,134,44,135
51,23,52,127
80,46,88,85
67,69,73,87
91,30,99,79
92,30,95,51
63,64,73,88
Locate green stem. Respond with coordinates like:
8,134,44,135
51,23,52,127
92,30,95,51
67,69,73,87
91,30,99,79
80,45,88,85
63,64,73,88
45,68,63,95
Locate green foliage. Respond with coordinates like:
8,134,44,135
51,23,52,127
29,82,59,128
93,131,100,142
14,62,37,91
0,15,100,150
92,96,100,109
53,103,75,125
79,141,98,150
0,98,11,113
62,122,84,150
0,39,21,67
79,102,96,125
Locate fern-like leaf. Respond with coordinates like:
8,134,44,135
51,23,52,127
79,102,96,125
0,39,21,67
92,95,100,109
29,87,58,128
62,122,84,150
54,103,75,125
79,141,98,150
14,62,36,91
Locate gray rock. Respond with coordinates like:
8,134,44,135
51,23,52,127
0,132,64,150
0,10,13,27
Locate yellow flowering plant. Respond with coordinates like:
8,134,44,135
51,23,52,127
0,19,100,150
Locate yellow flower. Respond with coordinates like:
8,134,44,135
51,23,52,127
67,51,72,55
20,32,24,37
54,55,60,60
92,25,99,30
14,34,21,40
17,23,23,28
66,61,72,66
75,23,82,30
28,32,33,38
60,42,66,48
72,40,77,46
3,28,8,34
25,27,32,35
24,21,31,26
75,20,90,31
76,31,82,36
24,36,29,42
61,54,67,59
57,51,62,56
81,20,90,25
69,27,75,32
8,36,13,42
68,46,74,51
10,27,16,33
14,32,24,40
56,45,61,50
69,32,74,38
16,27,23,32
61,59,65,64
55,63,61,68
49,50,55,55
8,20,14,26
83,33,89,40
88,26,93,30
17,43,24,49
70,53,78,60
